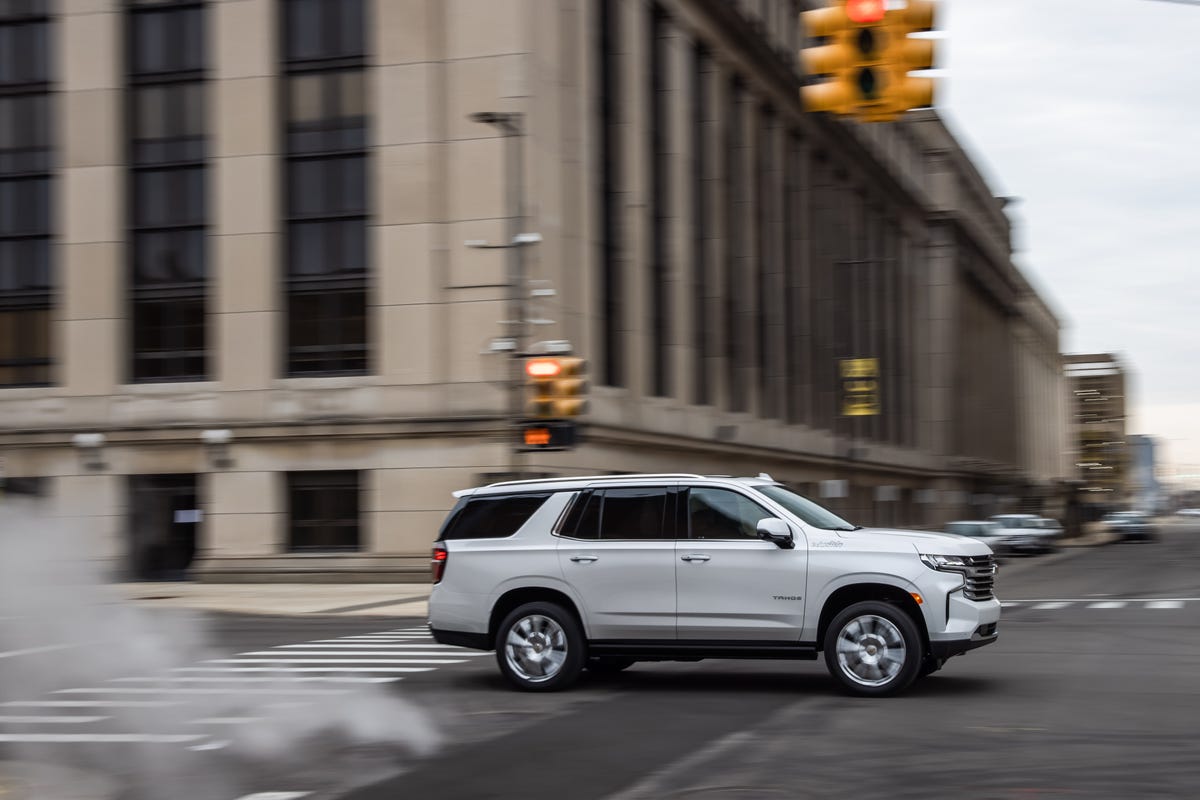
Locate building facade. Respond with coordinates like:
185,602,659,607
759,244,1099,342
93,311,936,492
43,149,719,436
0,0,1068,581
1064,353,1128,506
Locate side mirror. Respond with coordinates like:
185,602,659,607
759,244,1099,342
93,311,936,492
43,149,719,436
757,518,794,550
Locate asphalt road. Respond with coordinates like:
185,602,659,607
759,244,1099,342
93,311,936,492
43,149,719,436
3,519,1199,800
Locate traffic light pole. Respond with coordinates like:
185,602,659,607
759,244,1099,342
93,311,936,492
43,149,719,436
469,111,529,479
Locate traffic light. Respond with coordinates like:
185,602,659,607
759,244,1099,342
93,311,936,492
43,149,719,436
800,1,939,123
524,356,588,419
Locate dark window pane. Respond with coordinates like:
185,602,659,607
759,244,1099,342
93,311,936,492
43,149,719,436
134,229,204,285
0,306,51,386
287,471,361,552
440,494,551,541
134,167,204,227
565,492,601,540
285,0,322,61
0,177,48,236
132,7,203,75
688,488,769,540
598,488,668,540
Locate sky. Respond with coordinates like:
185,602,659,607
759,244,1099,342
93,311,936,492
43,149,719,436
938,0,1200,481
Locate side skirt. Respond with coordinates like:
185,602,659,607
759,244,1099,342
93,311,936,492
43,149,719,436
588,640,819,661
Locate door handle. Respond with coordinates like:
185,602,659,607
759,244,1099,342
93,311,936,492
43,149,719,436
569,555,599,563
680,553,711,562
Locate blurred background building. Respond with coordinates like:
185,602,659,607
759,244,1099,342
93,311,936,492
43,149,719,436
0,0,1070,581
1064,353,1128,508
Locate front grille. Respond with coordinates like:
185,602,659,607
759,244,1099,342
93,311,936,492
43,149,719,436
962,554,996,601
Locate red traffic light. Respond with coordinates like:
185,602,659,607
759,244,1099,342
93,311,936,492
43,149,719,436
525,358,562,379
845,0,886,24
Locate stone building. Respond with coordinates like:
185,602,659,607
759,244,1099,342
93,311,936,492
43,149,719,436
0,0,1067,581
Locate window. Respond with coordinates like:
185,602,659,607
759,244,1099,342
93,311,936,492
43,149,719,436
439,493,551,541
127,0,208,382
561,488,672,540
0,0,52,387
687,487,771,540
283,0,369,376
755,484,855,531
287,471,361,551
597,0,623,387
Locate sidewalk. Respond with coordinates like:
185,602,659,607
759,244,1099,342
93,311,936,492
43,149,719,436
116,582,431,618
0,761,117,800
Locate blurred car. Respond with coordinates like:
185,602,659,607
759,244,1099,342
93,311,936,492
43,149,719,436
945,520,1042,556
1176,508,1200,518
1103,511,1157,542
989,514,1057,554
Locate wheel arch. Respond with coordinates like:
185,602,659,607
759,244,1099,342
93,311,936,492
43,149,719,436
816,581,931,653
489,585,588,645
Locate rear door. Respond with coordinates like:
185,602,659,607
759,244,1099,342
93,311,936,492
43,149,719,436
557,485,678,640
675,486,807,641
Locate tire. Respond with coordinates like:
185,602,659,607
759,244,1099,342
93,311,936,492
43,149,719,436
823,601,923,697
495,602,586,692
586,657,635,674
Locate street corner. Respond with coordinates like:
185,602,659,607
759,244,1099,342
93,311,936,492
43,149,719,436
0,761,118,800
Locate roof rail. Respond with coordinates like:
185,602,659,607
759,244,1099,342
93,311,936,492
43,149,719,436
485,473,706,489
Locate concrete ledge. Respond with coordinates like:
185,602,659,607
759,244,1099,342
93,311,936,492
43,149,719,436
192,554,429,583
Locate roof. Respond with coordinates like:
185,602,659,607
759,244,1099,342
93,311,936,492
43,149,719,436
453,473,779,499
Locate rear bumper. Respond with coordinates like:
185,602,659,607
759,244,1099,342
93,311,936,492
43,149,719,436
430,626,491,651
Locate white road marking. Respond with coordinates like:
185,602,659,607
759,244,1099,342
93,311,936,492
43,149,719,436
55,687,351,695
235,793,311,800
1087,601,1126,609
1,700,183,709
205,658,463,666
1032,602,1070,610
1000,602,1020,608
308,637,432,644
109,676,400,684
191,717,264,725
1147,600,1184,609
238,650,485,658
0,715,108,724
188,739,230,751
171,667,436,674
274,643,444,649
0,643,84,660
0,733,206,743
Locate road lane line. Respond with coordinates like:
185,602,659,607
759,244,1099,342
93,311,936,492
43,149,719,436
0,643,84,660
205,658,464,665
0,733,207,743
235,793,311,800
274,643,444,649
1087,601,1126,609
1147,600,1184,609
0,715,108,724
1032,602,1070,610
191,717,264,725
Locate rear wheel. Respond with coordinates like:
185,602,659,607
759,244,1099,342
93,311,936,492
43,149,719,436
823,601,923,697
495,602,586,692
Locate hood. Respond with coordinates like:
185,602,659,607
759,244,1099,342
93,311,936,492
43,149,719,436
833,527,994,557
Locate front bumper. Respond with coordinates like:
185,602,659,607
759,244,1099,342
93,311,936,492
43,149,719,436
929,622,999,660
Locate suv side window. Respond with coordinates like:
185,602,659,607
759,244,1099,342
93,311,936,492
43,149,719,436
439,493,551,540
560,487,673,540
687,487,772,540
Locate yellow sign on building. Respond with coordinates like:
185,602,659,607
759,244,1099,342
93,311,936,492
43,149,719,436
841,358,880,416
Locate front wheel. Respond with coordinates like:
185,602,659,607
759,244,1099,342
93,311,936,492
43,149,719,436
495,602,586,692
823,601,923,697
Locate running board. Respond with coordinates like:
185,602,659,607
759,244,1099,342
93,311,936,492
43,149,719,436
589,640,819,661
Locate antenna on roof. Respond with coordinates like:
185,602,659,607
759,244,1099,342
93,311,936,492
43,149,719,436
758,472,773,481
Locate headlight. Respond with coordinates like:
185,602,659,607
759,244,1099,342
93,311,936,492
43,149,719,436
920,554,971,572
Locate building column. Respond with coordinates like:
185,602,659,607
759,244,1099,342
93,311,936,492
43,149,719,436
212,0,279,401
667,25,693,405
59,3,123,397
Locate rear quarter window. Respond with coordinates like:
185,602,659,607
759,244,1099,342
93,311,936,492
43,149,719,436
438,493,552,541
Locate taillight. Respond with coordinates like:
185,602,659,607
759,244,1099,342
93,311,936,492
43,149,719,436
431,544,448,584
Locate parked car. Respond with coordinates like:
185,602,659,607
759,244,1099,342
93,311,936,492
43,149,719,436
944,520,1041,556
990,514,1057,554
429,473,1001,697
1176,508,1200,518
1103,511,1157,542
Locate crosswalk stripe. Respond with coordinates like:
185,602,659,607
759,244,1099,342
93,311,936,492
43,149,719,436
238,651,485,658
1,700,183,709
1087,601,1126,609
1032,602,1070,610
235,792,312,799
55,687,351,695
192,717,264,725
1147,600,1184,609
0,715,108,724
0,733,207,743
172,667,436,674
274,643,445,650
206,658,464,666
109,676,400,684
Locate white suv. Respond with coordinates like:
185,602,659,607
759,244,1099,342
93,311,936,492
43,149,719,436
428,474,1000,697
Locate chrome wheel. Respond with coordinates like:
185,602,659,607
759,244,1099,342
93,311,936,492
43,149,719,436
834,614,907,688
504,614,569,684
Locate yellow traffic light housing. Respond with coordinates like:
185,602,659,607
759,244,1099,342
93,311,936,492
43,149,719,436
800,0,940,123
524,356,588,419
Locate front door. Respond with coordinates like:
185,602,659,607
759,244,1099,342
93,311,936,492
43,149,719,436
675,486,808,641
557,486,677,640
128,475,200,580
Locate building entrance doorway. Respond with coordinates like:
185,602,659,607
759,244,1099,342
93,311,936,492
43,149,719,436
128,474,199,581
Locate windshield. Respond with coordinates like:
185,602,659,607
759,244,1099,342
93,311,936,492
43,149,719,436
755,485,856,531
